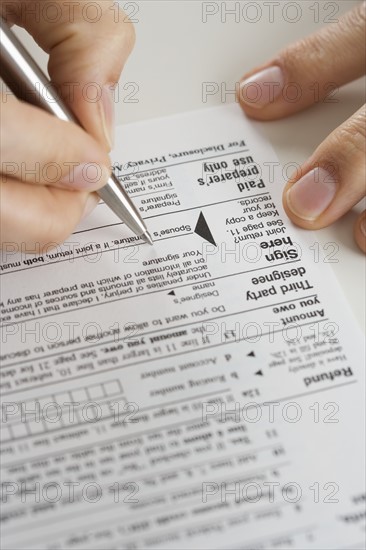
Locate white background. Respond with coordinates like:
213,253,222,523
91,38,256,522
14,0,366,331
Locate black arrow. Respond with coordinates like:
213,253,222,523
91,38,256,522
194,212,216,246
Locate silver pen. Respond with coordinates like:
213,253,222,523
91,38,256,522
0,18,153,245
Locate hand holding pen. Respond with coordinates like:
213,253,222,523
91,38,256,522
0,1,152,249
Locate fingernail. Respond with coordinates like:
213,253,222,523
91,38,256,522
240,66,284,109
286,167,337,221
62,163,110,190
82,193,100,221
100,84,115,150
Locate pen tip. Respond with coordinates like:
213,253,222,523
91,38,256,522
141,231,154,246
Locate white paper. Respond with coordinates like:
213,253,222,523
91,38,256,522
0,104,365,550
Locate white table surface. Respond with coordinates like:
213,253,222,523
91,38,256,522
14,0,366,332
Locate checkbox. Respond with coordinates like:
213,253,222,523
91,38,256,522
44,417,64,432
28,420,46,435
0,426,12,442
10,422,28,438
103,381,121,396
53,392,73,408
38,396,56,411
71,388,88,403
88,384,105,400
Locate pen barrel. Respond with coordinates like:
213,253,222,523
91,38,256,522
98,173,149,238
0,17,75,122
0,17,150,241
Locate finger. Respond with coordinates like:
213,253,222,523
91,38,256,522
0,178,99,248
282,106,366,229
238,2,366,120
0,1,18,25
1,95,110,190
6,0,135,150
354,210,366,254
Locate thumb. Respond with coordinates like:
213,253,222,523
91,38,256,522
282,106,366,231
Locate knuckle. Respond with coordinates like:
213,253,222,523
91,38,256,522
347,2,366,31
336,108,366,158
335,2,366,56
279,2,366,81
279,34,329,82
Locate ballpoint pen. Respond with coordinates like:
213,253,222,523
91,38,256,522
0,17,153,245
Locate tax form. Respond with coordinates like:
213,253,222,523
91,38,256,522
0,104,365,550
